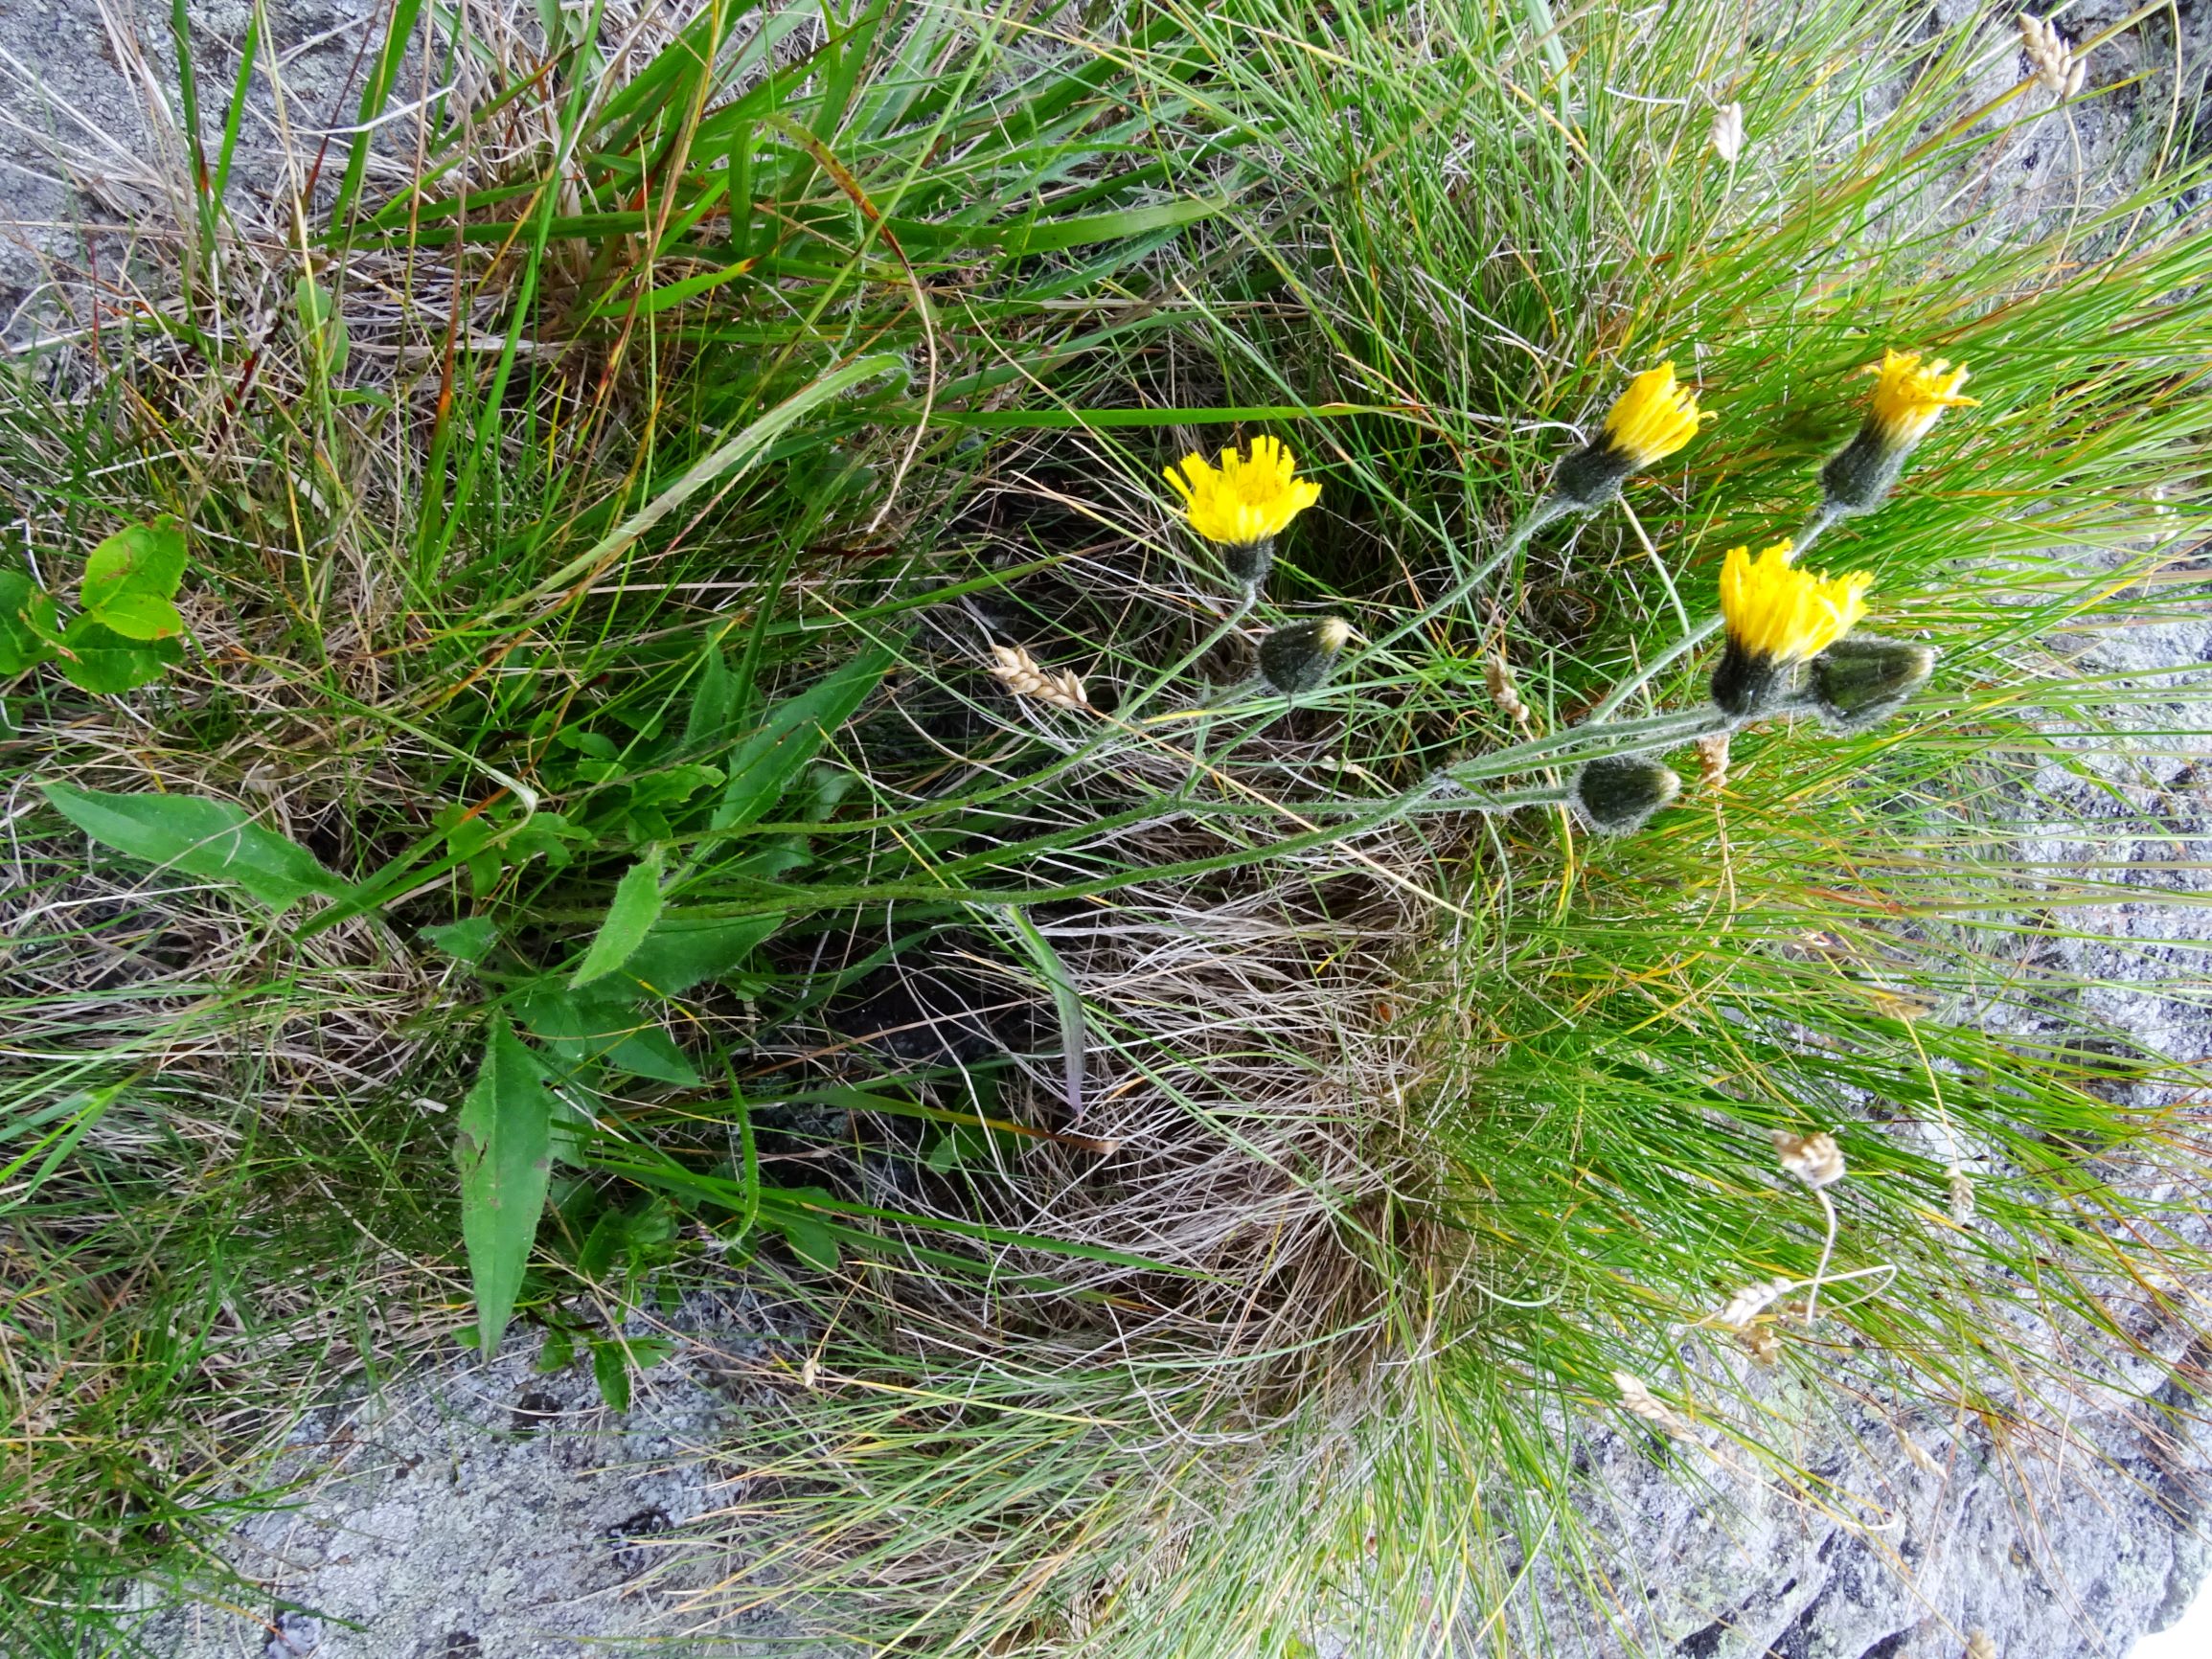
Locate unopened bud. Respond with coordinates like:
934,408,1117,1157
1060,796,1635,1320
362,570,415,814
1570,754,1681,834
1258,616,1351,696
1810,635,1935,731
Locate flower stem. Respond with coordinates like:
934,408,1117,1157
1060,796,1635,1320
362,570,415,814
1362,496,1577,660
1116,588,1256,723
1581,617,1723,727
1441,706,1735,786
1790,502,1845,559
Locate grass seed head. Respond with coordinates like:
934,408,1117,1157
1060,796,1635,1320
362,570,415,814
2017,14,2086,99
1709,102,1745,163
1694,731,1731,792
1610,1370,1693,1439
1484,650,1534,727
989,644,1089,712
1713,1277,1795,1329
1948,1168,1977,1226
1774,1130,1847,1189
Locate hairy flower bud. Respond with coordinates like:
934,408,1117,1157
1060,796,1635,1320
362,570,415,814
1809,635,1936,731
1258,616,1351,696
1817,426,1907,516
1221,536,1276,593
1571,754,1682,834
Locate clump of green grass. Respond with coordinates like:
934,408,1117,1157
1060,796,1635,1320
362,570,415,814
3,0,2209,1654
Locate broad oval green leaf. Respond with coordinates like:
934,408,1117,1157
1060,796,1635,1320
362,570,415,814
454,1017,556,1356
80,516,187,613
57,616,182,694
42,783,357,911
85,591,187,642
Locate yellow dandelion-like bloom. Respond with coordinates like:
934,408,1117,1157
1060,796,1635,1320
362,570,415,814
1551,361,1714,508
1163,436,1321,551
1721,541,1870,660
1821,349,1979,516
1711,540,1872,716
1603,361,1711,467
1864,349,1978,449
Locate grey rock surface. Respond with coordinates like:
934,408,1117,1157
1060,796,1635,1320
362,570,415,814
119,1291,840,1659
0,0,392,340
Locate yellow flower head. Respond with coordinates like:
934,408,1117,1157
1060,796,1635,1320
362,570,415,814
1163,436,1322,549
1720,541,1871,663
1864,349,1978,449
1602,361,1711,467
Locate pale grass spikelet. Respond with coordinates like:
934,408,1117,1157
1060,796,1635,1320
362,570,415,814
1695,731,1730,792
1611,1370,1694,1439
989,644,1088,712
1709,102,1745,164
1713,1277,1795,1329
1774,1129,1846,1189
2017,13,2086,100
1485,651,1534,728
1966,1631,1997,1659
1948,1167,1976,1226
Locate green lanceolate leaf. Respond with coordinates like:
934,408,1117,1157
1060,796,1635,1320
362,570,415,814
621,911,784,996
572,844,668,987
454,1017,557,1355
681,642,748,753
422,917,500,963
713,645,893,830
516,985,702,1087
42,784,357,911
995,908,1085,1115
591,1337,632,1411
80,516,188,613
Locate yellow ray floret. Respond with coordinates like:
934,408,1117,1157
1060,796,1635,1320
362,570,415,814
1602,361,1712,466
1163,436,1322,547
1865,349,1978,448
1719,541,1872,663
